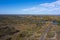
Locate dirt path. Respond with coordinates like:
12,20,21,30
39,21,58,40
39,25,52,40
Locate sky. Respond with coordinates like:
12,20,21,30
0,0,60,15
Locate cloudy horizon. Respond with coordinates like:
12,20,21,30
0,0,60,15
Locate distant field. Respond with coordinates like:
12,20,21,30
0,15,60,40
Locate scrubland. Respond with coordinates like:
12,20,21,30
0,15,60,40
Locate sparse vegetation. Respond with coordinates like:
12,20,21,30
46,31,55,38
0,15,60,40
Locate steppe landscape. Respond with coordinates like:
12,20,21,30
0,15,60,40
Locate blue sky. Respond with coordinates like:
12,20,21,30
0,0,60,15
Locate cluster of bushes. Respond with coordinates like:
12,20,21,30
0,26,19,38
6,37,12,40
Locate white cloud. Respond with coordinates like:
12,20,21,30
21,0,60,15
